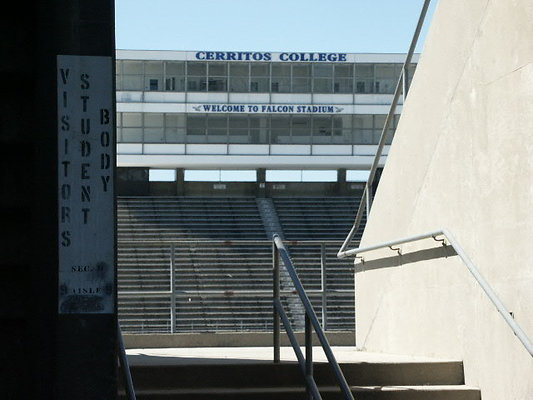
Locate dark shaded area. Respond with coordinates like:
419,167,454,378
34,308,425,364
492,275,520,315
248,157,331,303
1,1,116,398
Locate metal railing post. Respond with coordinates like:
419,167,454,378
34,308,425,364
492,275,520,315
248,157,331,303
170,244,176,334
305,314,313,400
365,183,372,220
273,240,281,363
402,65,409,103
320,243,327,331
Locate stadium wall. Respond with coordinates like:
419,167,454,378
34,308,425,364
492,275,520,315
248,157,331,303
355,0,533,399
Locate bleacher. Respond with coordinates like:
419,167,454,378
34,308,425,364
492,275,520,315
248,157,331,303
272,196,364,241
117,195,359,334
118,196,266,240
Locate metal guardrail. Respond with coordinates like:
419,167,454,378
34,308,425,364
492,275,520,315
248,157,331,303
341,229,533,357
338,0,432,259
118,239,354,334
273,235,355,400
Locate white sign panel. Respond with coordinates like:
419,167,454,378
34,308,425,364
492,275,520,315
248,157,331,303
188,104,347,114
57,55,114,314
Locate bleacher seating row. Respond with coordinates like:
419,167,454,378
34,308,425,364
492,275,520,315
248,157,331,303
117,196,361,333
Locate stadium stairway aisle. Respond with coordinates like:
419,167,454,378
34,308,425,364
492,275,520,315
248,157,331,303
118,347,481,399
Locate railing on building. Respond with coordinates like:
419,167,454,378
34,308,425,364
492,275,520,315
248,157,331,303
340,229,533,358
338,0,432,259
118,239,354,334
273,235,354,400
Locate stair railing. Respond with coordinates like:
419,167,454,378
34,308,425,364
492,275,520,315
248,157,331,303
118,324,137,400
337,0,432,260
273,234,355,400
338,228,533,357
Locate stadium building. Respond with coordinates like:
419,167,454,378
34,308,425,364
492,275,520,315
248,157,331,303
114,50,417,339
115,50,417,195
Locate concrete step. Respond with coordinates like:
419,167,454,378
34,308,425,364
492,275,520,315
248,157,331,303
118,348,480,400
120,385,481,400
122,361,465,390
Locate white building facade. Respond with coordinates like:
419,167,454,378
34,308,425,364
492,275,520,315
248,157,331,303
115,50,416,172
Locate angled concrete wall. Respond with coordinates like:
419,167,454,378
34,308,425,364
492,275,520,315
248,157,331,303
356,0,533,399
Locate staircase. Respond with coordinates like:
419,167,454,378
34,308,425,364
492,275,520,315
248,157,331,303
118,349,481,399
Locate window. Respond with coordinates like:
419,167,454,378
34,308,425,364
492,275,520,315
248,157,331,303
251,64,269,92
355,64,374,93
207,63,227,92
187,62,207,91
334,64,353,93
312,116,332,141
207,115,227,141
313,64,333,93
271,117,290,143
374,64,398,94
144,61,163,91
122,61,143,90
144,113,164,142
121,112,143,142
228,116,249,143
229,63,249,92
149,79,159,91
353,115,374,144
291,116,311,142
164,114,186,142
292,64,311,92
165,61,185,91
187,115,207,141
271,64,290,92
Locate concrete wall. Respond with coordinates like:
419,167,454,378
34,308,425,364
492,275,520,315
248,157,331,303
356,1,533,399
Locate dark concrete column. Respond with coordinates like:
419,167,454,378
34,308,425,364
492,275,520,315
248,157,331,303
337,168,347,195
257,168,266,197
176,168,185,196
1,1,117,399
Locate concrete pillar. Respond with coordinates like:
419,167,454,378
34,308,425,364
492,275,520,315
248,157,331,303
337,168,347,195
1,1,117,398
257,168,266,197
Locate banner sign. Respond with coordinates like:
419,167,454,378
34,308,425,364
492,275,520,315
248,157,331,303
189,104,345,114
57,55,115,314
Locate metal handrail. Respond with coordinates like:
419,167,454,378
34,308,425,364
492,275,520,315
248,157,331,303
118,324,136,400
342,228,533,357
273,235,355,400
338,0,432,260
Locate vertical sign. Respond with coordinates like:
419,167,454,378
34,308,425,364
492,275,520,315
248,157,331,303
57,55,114,313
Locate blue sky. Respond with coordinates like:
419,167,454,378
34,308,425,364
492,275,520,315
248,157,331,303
115,0,438,53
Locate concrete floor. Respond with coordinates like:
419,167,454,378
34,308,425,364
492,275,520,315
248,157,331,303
126,346,457,366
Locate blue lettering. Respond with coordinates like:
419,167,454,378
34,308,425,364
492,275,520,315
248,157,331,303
279,53,289,61
196,52,206,60
205,52,215,60
227,52,236,60
318,53,327,61
263,53,272,61
215,52,225,60
338,54,347,62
